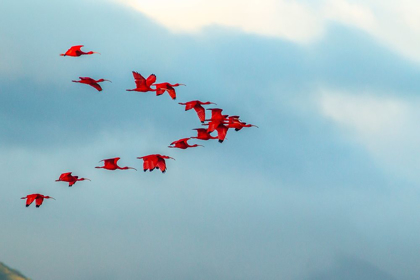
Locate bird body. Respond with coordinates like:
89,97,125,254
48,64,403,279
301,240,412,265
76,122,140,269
179,100,216,122
95,157,137,171
60,45,99,57
137,154,174,173
56,172,90,187
126,71,157,92
21,194,55,208
72,77,111,91
169,138,203,149
154,82,185,100
191,128,218,140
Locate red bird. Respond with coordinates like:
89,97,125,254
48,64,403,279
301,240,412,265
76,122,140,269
202,122,229,143
137,154,175,173
205,109,229,133
126,71,157,92
227,120,259,131
55,172,91,187
169,138,203,149
60,45,99,57
21,194,55,208
178,100,217,122
72,77,111,91
95,157,137,171
153,82,185,100
191,128,218,140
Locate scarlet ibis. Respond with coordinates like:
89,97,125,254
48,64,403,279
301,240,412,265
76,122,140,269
126,71,157,92
169,138,203,149
55,172,91,187
21,194,55,208
154,82,185,100
191,128,218,140
95,157,137,171
202,122,229,143
204,108,229,132
60,45,99,57
227,120,259,131
178,100,216,122
72,77,111,91
137,154,175,173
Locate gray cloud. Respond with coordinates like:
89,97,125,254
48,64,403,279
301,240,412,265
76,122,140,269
1,0,420,280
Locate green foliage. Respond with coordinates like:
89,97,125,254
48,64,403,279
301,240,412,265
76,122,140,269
0,263,29,280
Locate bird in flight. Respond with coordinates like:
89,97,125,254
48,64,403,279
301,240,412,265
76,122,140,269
60,45,100,57
137,154,175,173
204,108,228,132
21,194,55,208
179,100,216,122
72,77,111,91
126,71,157,92
153,82,185,100
55,172,91,187
169,138,203,149
191,128,218,140
95,157,137,171
226,117,259,131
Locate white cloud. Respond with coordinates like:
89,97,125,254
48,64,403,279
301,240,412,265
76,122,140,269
115,0,420,62
319,89,420,181
116,0,324,43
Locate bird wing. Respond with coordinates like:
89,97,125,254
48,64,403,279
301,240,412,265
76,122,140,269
103,157,119,165
70,45,84,51
210,108,224,120
166,88,176,99
59,172,73,180
79,77,94,81
111,157,120,164
171,138,188,145
146,74,156,86
25,195,36,206
156,158,167,172
216,124,228,142
88,82,102,91
132,71,146,88
193,105,205,122
35,196,44,207
156,88,165,96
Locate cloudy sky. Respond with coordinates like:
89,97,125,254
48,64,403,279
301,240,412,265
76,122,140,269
1,0,420,279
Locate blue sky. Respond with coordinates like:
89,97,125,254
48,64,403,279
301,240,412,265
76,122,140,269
1,0,420,279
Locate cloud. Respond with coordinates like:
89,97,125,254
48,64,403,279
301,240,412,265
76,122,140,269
319,89,420,181
115,0,420,62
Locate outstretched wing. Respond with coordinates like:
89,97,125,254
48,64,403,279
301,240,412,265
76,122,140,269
69,45,83,51
132,71,146,88
193,105,205,122
146,74,156,86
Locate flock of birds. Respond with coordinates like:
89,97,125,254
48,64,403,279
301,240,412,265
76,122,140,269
21,45,258,208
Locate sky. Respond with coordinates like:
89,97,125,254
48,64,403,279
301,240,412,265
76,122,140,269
1,0,420,279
